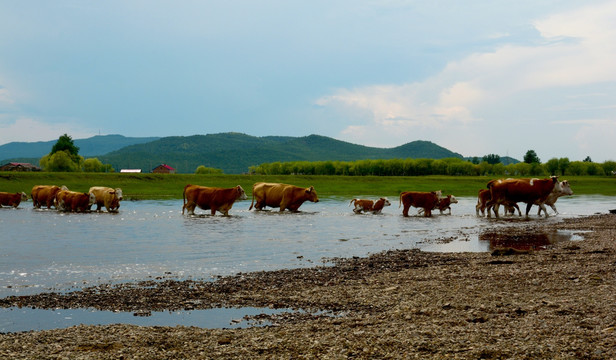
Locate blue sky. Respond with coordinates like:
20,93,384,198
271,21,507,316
1,1,615,162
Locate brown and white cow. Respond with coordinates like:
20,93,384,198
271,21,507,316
349,197,391,214
435,194,458,215
249,182,318,212
475,189,521,217
89,186,123,212
31,185,68,209
55,190,96,212
486,176,562,218
182,184,247,216
0,192,28,208
536,180,573,216
399,191,440,217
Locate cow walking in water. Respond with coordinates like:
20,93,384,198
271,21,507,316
399,191,440,217
183,184,247,216
349,197,391,214
486,176,562,218
0,192,28,208
249,182,318,212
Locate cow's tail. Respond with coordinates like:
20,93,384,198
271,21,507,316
349,198,357,207
249,191,255,210
182,185,188,215
399,193,403,208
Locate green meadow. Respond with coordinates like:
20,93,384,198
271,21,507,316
1,172,614,200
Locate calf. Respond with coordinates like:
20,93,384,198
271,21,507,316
0,192,28,208
349,197,391,214
476,189,520,217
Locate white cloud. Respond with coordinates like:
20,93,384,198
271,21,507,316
0,117,95,145
315,1,616,160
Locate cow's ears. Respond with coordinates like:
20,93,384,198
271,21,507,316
236,185,242,192
551,175,559,182
306,186,314,193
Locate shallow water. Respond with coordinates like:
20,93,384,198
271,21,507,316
1,195,612,299
0,194,613,332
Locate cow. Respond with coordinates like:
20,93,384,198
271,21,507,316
475,189,521,217
0,192,28,208
249,182,318,212
55,190,96,212
89,186,123,212
349,197,391,214
486,176,562,218
435,194,458,215
399,191,440,217
536,180,573,216
182,184,247,216
31,185,68,209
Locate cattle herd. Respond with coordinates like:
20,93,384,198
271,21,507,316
0,177,573,218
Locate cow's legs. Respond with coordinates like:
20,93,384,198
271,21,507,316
525,203,533,218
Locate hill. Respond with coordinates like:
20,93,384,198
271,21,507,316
0,135,160,160
97,133,465,173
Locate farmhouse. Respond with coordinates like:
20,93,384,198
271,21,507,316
152,164,175,174
0,162,41,172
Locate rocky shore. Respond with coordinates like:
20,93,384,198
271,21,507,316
1,214,615,359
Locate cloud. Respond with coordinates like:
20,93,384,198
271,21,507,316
316,1,616,158
0,117,95,145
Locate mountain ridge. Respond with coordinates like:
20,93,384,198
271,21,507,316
1,132,518,174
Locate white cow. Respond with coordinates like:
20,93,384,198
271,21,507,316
537,180,573,216
89,186,123,212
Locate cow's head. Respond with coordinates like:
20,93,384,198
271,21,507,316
236,185,248,200
305,186,319,202
20,192,28,201
550,176,562,193
115,188,124,201
559,180,573,196
88,192,97,206
379,197,391,207
448,195,458,204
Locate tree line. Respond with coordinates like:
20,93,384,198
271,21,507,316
38,135,616,176
249,157,616,176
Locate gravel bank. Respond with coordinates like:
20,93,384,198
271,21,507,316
1,214,615,359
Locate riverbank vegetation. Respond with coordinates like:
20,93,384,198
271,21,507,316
249,157,616,177
1,172,614,199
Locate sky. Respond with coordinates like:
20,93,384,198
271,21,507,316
1,1,615,162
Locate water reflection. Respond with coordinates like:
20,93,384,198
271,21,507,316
0,306,292,333
479,230,582,251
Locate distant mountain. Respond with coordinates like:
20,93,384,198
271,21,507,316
97,133,465,173
1,132,523,174
0,134,160,161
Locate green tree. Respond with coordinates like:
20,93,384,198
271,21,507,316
40,134,83,172
558,158,570,175
545,158,560,175
83,158,104,172
482,154,501,165
51,134,80,157
195,165,223,174
40,150,83,172
523,150,540,164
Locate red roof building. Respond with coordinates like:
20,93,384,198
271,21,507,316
152,164,175,174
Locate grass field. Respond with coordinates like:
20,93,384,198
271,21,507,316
1,172,614,199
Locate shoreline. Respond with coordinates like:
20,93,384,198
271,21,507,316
1,214,615,359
